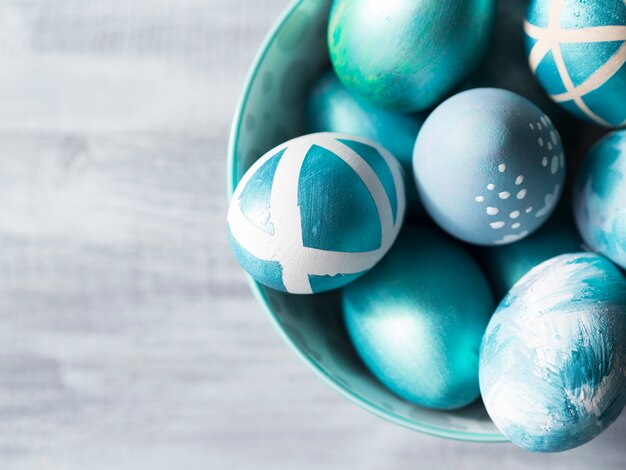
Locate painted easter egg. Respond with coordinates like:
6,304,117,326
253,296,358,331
525,0,626,128
342,226,494,410
480,253,626,452
413,88,565,246
573,130,626,270
328,0,496,112
481,208,584,299
306,70,425,215
228,132,405,294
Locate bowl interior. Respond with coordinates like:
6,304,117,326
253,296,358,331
228,0,505,442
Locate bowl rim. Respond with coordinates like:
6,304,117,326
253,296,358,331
226,0,507,443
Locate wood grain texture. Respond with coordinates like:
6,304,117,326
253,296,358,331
0,1,624,468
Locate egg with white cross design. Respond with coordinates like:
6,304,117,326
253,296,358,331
228,133,406,294
413,88,565,246
525,0,626,128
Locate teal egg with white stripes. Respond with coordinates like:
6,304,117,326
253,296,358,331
525,0,626,128
227,133,405,294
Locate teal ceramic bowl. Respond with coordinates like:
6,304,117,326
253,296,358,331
227,0,506,442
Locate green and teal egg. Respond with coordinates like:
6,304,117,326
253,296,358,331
227,132,405,294
525,0,626,128
306,69,426,215
480,252,626,452
342,226,495,410
574,130,626,270
327,0,496,112
413,88,565,246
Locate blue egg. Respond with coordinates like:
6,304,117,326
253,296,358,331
228,132,406,294
480,253,626,452
573,130,626,270
525,0,626,128
328,0,496,112
307,70,425,215
342,226,494,410
413,88,565,246
481,209,584,299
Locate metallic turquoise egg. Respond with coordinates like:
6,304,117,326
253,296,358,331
480,208,585,300
342,226,495,410
328,0,496,112
306,70,425,215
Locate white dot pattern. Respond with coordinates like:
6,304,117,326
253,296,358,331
551,155,559,174
471,114,564,244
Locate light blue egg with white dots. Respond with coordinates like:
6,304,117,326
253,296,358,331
480,252,626,452
413,88,565,246
525,0,626,128
306,70,425,214
574,130,626,270
228,132,405,294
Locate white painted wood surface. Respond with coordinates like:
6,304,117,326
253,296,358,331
0,1,624,468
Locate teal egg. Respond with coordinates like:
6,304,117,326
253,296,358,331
480,253,626,452
342,226,495,410
574,130,626,270
228,132,406,294
481,209,585,300
328,0,496,112
307,70,425,214
525,0,626,128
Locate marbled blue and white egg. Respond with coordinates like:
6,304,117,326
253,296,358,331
343,226,494,410
228,132,405,294
573,130,626,270
307,70,425,214
480,253,626,452
525,0,626,128
413,88,565,246
328,0,496,112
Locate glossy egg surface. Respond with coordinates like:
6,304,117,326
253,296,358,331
343,226,494,410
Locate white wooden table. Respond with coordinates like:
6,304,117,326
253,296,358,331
0,1,624,468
